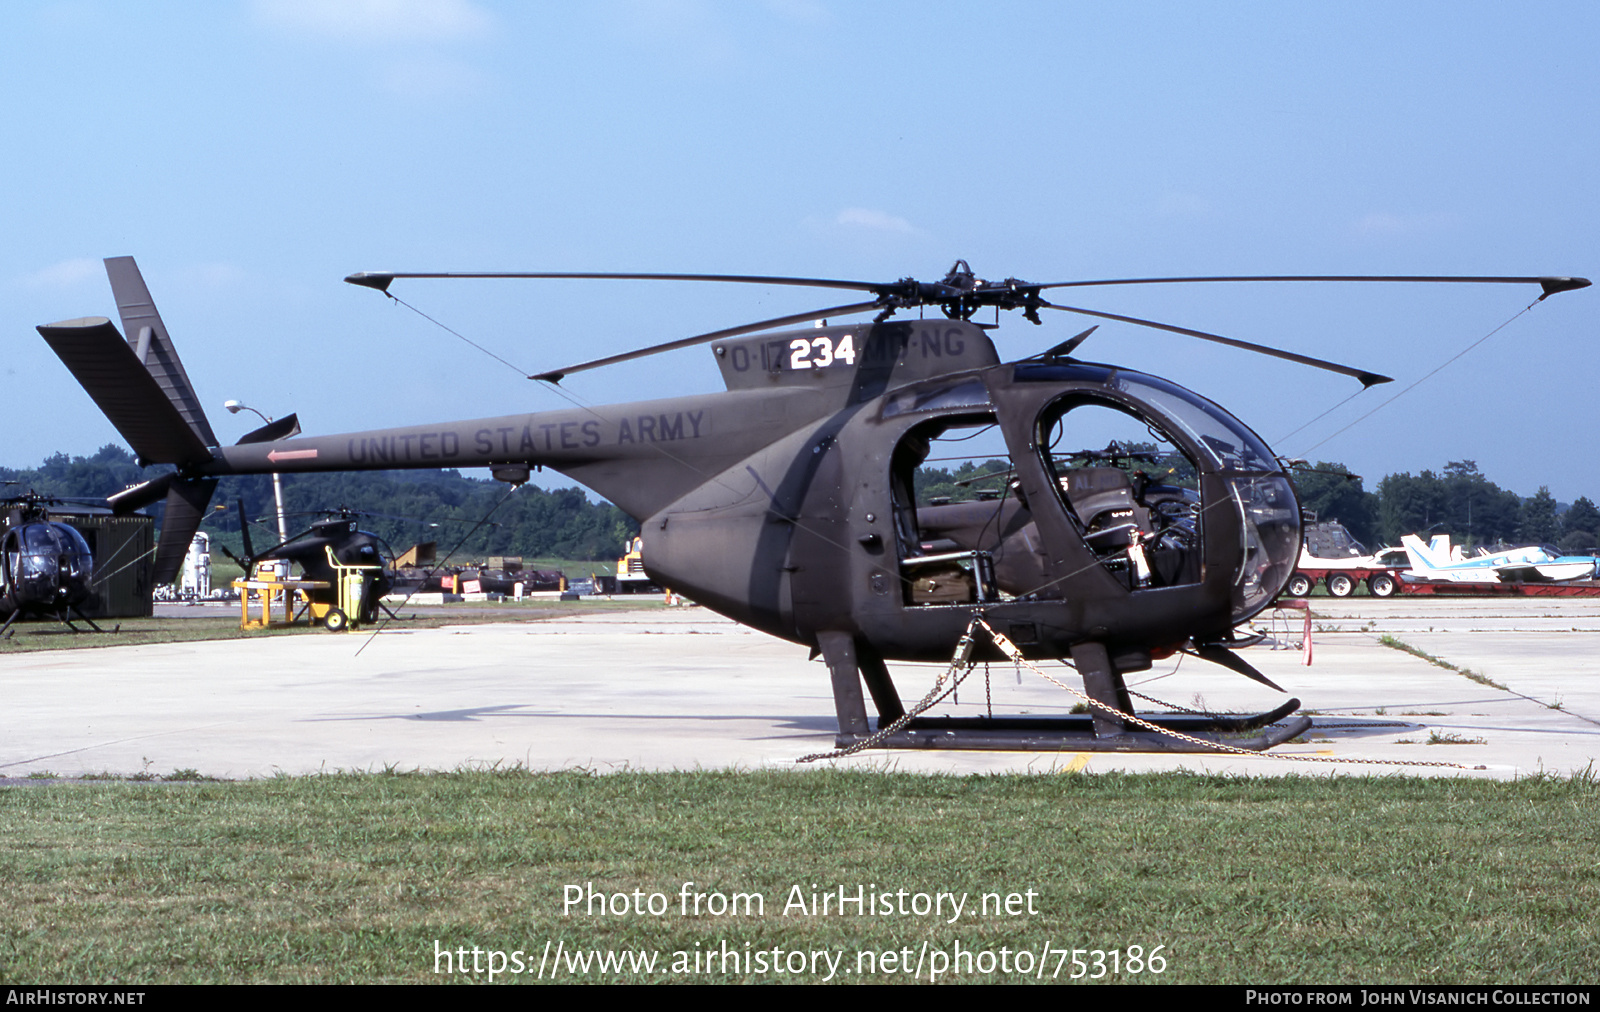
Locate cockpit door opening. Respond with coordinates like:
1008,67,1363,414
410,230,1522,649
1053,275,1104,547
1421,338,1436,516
1035,397,1204,591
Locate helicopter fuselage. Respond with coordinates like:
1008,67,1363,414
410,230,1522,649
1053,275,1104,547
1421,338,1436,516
193,319,1300,664
1,517,96,619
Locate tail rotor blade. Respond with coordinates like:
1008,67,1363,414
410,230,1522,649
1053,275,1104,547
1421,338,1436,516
107,474,175,514
237,497,255,562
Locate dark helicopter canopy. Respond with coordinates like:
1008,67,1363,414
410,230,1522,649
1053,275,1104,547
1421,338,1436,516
252,517,386,572
1011,362,1280,474
2,520,96,612
12,521,94,561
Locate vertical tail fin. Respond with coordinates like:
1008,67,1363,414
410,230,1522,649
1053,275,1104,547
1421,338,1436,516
1401,534,1445,572
103,256,219,450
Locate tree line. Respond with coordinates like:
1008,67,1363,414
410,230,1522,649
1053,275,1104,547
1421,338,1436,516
1290,459,1597,555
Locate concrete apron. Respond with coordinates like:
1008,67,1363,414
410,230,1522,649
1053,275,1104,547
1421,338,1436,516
2,599,1596,779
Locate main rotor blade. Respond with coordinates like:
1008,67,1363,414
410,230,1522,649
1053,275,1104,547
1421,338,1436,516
1032,275,1592,299
1037,300,1393,387
347,270,888,296
529,300,883,382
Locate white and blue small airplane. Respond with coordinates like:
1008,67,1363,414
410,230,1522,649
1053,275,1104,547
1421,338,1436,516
1400,534,1598,584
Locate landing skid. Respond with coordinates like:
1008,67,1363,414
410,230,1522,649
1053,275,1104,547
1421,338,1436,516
815,625,1310,756
64,606,106,633
0,607,110,638
834,701,1312,753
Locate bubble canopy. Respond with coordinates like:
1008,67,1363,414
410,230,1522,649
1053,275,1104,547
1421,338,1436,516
1014,362,1281,474
1014,361,1297,622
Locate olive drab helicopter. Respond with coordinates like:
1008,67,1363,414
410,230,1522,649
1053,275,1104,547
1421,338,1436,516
39,257,1590,752
0,491,102,636
214,502,394,632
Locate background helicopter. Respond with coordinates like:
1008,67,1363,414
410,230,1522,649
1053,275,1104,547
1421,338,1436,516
39,258,1589,751
1,490,102,636
215,501,394,632
213,500,524,628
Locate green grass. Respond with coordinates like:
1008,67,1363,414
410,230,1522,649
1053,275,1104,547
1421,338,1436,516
1378,634,1509,690
1426,731,1487,746
208,558,246,587
1,615,314,652
1,769,1596,984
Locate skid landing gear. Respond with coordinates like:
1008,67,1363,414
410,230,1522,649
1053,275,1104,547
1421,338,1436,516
815,622,1310,755
834,702,1311,753
0,606,109,639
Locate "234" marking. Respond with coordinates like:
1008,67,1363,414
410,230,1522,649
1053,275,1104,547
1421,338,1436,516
789,334,857,370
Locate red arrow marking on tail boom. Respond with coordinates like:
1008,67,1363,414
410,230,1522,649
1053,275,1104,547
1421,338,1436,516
267,449,318,463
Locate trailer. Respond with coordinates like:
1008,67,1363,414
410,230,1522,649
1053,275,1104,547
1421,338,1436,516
1285,565,1405,598
1283,521,1407,598
1285,520,1600,599
1397,578,1600,597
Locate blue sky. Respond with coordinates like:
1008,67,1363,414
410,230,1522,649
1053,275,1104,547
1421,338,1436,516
4,1,1595,501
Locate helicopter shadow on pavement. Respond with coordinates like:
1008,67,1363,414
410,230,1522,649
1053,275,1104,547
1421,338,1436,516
297,703,840,733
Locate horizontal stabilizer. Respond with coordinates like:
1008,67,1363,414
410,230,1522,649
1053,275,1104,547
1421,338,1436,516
38,317,215,468
107,474,175,515
152,478,218,584
236,412,302,445
104,256,219,448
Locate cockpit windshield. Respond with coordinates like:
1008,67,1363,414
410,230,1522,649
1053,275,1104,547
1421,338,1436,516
58,524,92,558
23,525,59,552
1109,372,1279,473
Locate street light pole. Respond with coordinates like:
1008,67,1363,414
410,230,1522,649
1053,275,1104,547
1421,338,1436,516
224,400,289,546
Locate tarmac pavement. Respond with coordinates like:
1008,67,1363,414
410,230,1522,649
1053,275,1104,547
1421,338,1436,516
2,597,1596,779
